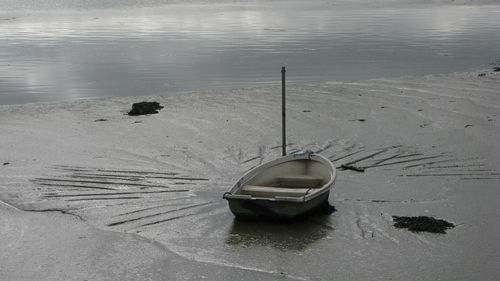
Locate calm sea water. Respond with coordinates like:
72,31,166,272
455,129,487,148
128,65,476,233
1,1,499,104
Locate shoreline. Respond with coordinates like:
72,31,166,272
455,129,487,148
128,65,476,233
0,68,497,107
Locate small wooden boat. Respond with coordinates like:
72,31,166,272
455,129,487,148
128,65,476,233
223,151,336,220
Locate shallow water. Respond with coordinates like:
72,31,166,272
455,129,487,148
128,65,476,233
1,2,499,104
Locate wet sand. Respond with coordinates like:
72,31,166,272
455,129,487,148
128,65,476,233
1,70,499,280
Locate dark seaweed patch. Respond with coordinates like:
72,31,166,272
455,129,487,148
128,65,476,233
392,216,454,233
128,101,163,116
339,164,365,172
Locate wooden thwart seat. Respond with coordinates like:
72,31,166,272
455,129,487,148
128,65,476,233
276,174,323,188
241,185,311,198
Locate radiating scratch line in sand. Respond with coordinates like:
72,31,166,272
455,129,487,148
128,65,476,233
241,155,260,164
69,174,143,181
406,157,483,169
53,166,180,176
363,154,447,168
70,172,208,182
70,172,146,179
334,198,445,204
420,163,487,169
313,143,332,154
376,144,404,150
95,196,195,208
370,151,404,166
429,169,496,172
394,153,423,159
461,177,500,180
43,189,189,198
32,182,117,190
113,201,192,217
400,173,500,177
402,159,456,169
330,149,364,162
341,149,389,166
136,176,209,181
65,197,142,201
137,212,198,227
328,143,355,156
107,202,214,227
35,178,172,188
312,140,336,154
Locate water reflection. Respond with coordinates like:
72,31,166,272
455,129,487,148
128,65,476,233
1,3,499,104
225,215,333,251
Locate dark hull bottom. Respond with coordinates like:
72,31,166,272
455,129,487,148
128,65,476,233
227,192,333,222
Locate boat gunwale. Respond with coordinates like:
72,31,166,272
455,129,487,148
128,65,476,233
223,152,336,203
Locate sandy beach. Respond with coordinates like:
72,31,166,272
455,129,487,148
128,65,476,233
1,69,499,280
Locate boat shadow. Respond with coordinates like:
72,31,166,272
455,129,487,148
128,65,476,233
225,212,335,251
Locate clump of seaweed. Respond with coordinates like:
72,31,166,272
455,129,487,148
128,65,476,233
128,101,164,116
392,216,454,233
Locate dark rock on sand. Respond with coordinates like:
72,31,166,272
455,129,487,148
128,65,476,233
128,102,164,116
3,162,10,166
392,216,454,233
493,67,500,72
94,118,108,122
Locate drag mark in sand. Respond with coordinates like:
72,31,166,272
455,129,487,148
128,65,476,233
112,201,189,217
53,165,181,176
329,149,365,162
363,154,450,169
33,178,173,189
137,212,199,228
65,197,143,201
42,190,189,198
31,182,117,190
325,144,450,172
27,165,212,222
107,201,215,227
325,143,496,180
33,165,208,194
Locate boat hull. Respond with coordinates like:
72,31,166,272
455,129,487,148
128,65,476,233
227,191,331,221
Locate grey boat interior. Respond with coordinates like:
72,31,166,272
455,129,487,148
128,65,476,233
236,159,332,199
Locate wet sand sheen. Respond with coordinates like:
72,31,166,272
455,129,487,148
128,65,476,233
1,70,499,280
